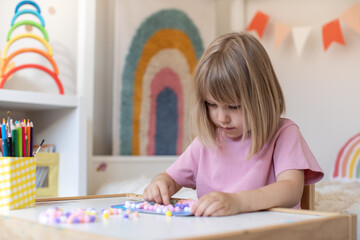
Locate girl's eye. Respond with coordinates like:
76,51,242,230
205,101,217,107
229,105,241,110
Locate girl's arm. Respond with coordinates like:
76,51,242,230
192,169,304,217
143,172,182,205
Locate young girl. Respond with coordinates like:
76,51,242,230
143,32,323,217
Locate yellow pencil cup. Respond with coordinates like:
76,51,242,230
0,157,36,210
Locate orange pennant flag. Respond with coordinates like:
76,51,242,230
340,3,360,34
274,22,291,50
247,11,269,39
322,19,345,51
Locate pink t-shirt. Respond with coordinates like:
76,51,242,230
167,118,323,206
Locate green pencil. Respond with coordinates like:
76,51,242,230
17,121,22,157
11,121,18,157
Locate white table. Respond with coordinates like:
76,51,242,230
0,194,356,240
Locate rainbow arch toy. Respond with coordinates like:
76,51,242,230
11,9,45,27
0,0,64,94
333,133,360,180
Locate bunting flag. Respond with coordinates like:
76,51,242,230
291,27,311,56
247,3,359,54
274,22,291,50
340,3,360,34
247,11,269,39
322,19,345,51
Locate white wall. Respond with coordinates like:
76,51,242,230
243,0,360,179
92,0,114,155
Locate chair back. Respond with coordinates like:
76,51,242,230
300,184,315,210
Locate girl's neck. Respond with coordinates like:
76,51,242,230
218,130,250,143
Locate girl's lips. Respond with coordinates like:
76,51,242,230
221,126,235,131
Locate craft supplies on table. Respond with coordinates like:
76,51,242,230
111,199,196,216
38,207,97,224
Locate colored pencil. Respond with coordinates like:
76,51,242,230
0,124,2,156
22,120,26,157
0,139,2,157
7,119,12,157
26,119,31,157
17,121,22,157
30,120,33,157
7,112,12,157
11,121,18,157
1,119,8,157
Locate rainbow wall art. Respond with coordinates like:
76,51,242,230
333,133,360,181
114,1,215,155
0,0,63,94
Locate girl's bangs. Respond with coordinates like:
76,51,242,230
202,61,240,104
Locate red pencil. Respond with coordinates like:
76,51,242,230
0,139,2,156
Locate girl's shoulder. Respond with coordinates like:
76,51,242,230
187,137,208,151
273,118,301,139
273,118,301,140
278,117,298,130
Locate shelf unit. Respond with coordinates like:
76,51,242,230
0,0,95,196
0,89,87,197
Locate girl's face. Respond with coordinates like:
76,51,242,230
205,93,244,139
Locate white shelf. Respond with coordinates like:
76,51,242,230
0,89,78,110
0,0,91,197
0,89,87,197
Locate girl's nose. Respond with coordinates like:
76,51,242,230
218,109,230,123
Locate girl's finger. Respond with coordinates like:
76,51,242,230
193,197,212,217
158,182,171,205
151,186,163,204
143,188,149,200
203,201,223,217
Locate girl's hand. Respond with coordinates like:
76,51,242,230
192,170,305,217
191,191,240,217
143,173,180,205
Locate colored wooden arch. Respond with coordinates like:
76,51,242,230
1,48,59,77
7,20,49,41
0,64,64,95
11,9,45,27
15,0,41,14
3,33,53,59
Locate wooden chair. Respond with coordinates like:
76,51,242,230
300,184,315,210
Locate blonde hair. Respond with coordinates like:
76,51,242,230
191,32,285,158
